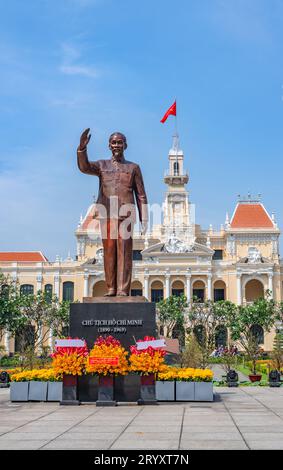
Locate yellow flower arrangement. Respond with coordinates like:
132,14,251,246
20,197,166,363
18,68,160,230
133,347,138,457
177,368,213,382
52,352,87,377
129,350,165,376
86,336,129,376
10,369,61,382
157,366,179,381
157,366,213,382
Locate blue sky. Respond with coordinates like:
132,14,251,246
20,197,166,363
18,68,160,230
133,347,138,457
1,0,283,259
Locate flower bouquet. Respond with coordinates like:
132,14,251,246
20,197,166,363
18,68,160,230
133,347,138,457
86,336,129,406
51,338,89,405
129,336,166,405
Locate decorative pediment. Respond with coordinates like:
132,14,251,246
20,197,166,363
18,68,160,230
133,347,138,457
141,238,214,257
237,247,271,265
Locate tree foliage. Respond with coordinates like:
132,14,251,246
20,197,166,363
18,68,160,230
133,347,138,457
157,294,187,339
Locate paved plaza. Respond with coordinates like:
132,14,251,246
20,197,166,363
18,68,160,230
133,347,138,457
1,387,283,450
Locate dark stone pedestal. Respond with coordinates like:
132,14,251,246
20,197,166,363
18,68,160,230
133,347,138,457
70,299,156,351
96,376,116,407
60,375,80,406
137,374,157,405
69,299,157,403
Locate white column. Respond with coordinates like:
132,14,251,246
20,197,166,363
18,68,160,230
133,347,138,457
83,272,89,298
237,273,242,305
186,275,191,302
207,274,212,301
4,331,10,354
268,273,273,298
144,273,149,300
165,273,170,299
54,274,60,299
36,274,43,293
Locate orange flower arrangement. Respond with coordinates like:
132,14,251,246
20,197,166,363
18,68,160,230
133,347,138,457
51,339,88,376
86,336,129,376
129,336,166,376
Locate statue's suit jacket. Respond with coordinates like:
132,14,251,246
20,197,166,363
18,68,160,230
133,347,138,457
77,149,148,223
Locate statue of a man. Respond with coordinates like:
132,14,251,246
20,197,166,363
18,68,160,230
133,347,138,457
77,128,148,297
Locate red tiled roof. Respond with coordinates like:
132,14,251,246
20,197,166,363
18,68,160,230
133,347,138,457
0,252,48,262
230,203,274,228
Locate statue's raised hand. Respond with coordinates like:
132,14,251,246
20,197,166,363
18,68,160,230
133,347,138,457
79,128,91,151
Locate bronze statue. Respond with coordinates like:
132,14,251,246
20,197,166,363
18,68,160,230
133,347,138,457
77,129,148,297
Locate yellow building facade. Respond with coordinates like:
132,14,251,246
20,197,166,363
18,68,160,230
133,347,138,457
1,137,282,352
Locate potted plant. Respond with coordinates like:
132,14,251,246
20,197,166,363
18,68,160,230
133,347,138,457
129,336,166,405
10,373,29,402
176,368,213,401
51,339,88,405
156,366,177,401
86,336,129,406
10,368,63,401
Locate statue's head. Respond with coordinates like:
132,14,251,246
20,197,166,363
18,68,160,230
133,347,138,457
109,132,127,160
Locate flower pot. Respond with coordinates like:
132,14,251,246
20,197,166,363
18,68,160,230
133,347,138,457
195,382,214,402
28,381,48,401
138,374,157,405
60,374,80,405
10,382,29,402
47,381,63,401
249,374,262,383
96,376,116,407
176,381,195,401
156,380,175,401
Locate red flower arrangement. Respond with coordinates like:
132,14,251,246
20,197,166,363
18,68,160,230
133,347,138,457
51,338,88,376
129,336,166,375
86,335,129,376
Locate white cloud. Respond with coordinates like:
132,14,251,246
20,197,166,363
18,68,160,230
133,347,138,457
60,64,98,78
59,42,99,78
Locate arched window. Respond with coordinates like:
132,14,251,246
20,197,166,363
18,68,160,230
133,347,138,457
63,282,74,302
93,280,107,297
214,280,226,302
44,284,53,303
172,280,184,297
193,281,205,302
131,281,143,297
245,279,264,302
215,325,228,348
20,284,34,296
173,161,179,176
250,324,264,345
151,281,164,303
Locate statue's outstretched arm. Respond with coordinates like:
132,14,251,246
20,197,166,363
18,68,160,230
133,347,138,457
77,128,100,175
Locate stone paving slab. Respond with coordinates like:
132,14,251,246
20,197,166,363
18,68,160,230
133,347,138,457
1,387,283,450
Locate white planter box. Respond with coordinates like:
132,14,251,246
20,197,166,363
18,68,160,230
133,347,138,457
10,382,29,402
176,381,195,401
194,382,213,402
28,381,48,401
47,382,63,402
156,381,175,401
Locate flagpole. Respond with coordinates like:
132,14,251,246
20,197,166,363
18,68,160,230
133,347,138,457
174,97,178,164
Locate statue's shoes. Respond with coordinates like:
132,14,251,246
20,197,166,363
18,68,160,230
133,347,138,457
116,292,128,296
104,290,116,297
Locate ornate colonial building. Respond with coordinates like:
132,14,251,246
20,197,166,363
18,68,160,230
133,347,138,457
1,137,282,352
